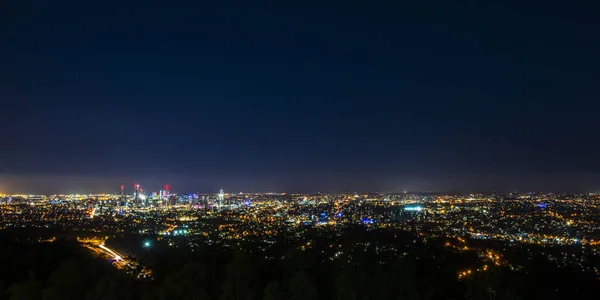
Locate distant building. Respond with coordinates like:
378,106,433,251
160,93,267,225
218,188,225,210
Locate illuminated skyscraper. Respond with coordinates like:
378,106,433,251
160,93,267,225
120,185,125,208
139,187,145,205
134,184,140,203
218,188,224,210
163,185,169,206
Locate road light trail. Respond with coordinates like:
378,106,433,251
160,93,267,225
99,243,122,259
79,239,153,279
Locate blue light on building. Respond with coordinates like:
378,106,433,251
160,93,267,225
404,205,424,212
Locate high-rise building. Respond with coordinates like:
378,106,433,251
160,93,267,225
134,184,140,203
163,185,170,204
218,188,225,210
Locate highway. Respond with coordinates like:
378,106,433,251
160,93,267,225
79,238,152,279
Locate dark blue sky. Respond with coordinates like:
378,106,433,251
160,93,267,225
1,1,599,193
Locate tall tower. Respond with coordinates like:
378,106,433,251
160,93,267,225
139,187,144,205
134,184,140,204
120,185,124,205
164,185,169,206
218,188,225,210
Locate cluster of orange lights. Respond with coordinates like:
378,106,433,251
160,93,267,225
457,265,489,280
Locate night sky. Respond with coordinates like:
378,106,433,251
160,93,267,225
2,1,599,193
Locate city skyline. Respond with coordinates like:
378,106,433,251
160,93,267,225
2,172,600,195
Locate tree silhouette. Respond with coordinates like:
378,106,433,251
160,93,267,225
280,246,318,296
465,268,505,300
333,249,391,300
220,251,257,300
334,264,359,300
86,272,135,300
289,270,318,300
388,258,420,300
0,280,7,300
262,281,282,300
154,261,210,300
42,258,102,300
367,263,389,300
282,247,317,275
9,271,42,300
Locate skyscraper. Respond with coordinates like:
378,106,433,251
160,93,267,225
218,188,224,210
163,185,169,206
134,184,140,204
120,185,125,207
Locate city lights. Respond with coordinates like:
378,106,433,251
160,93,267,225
3,190,600,283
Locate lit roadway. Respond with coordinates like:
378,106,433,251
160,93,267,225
79,238,152,279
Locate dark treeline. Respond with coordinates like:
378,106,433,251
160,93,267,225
1,229,598,300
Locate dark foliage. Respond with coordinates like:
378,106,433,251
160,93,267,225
1,231,598,300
